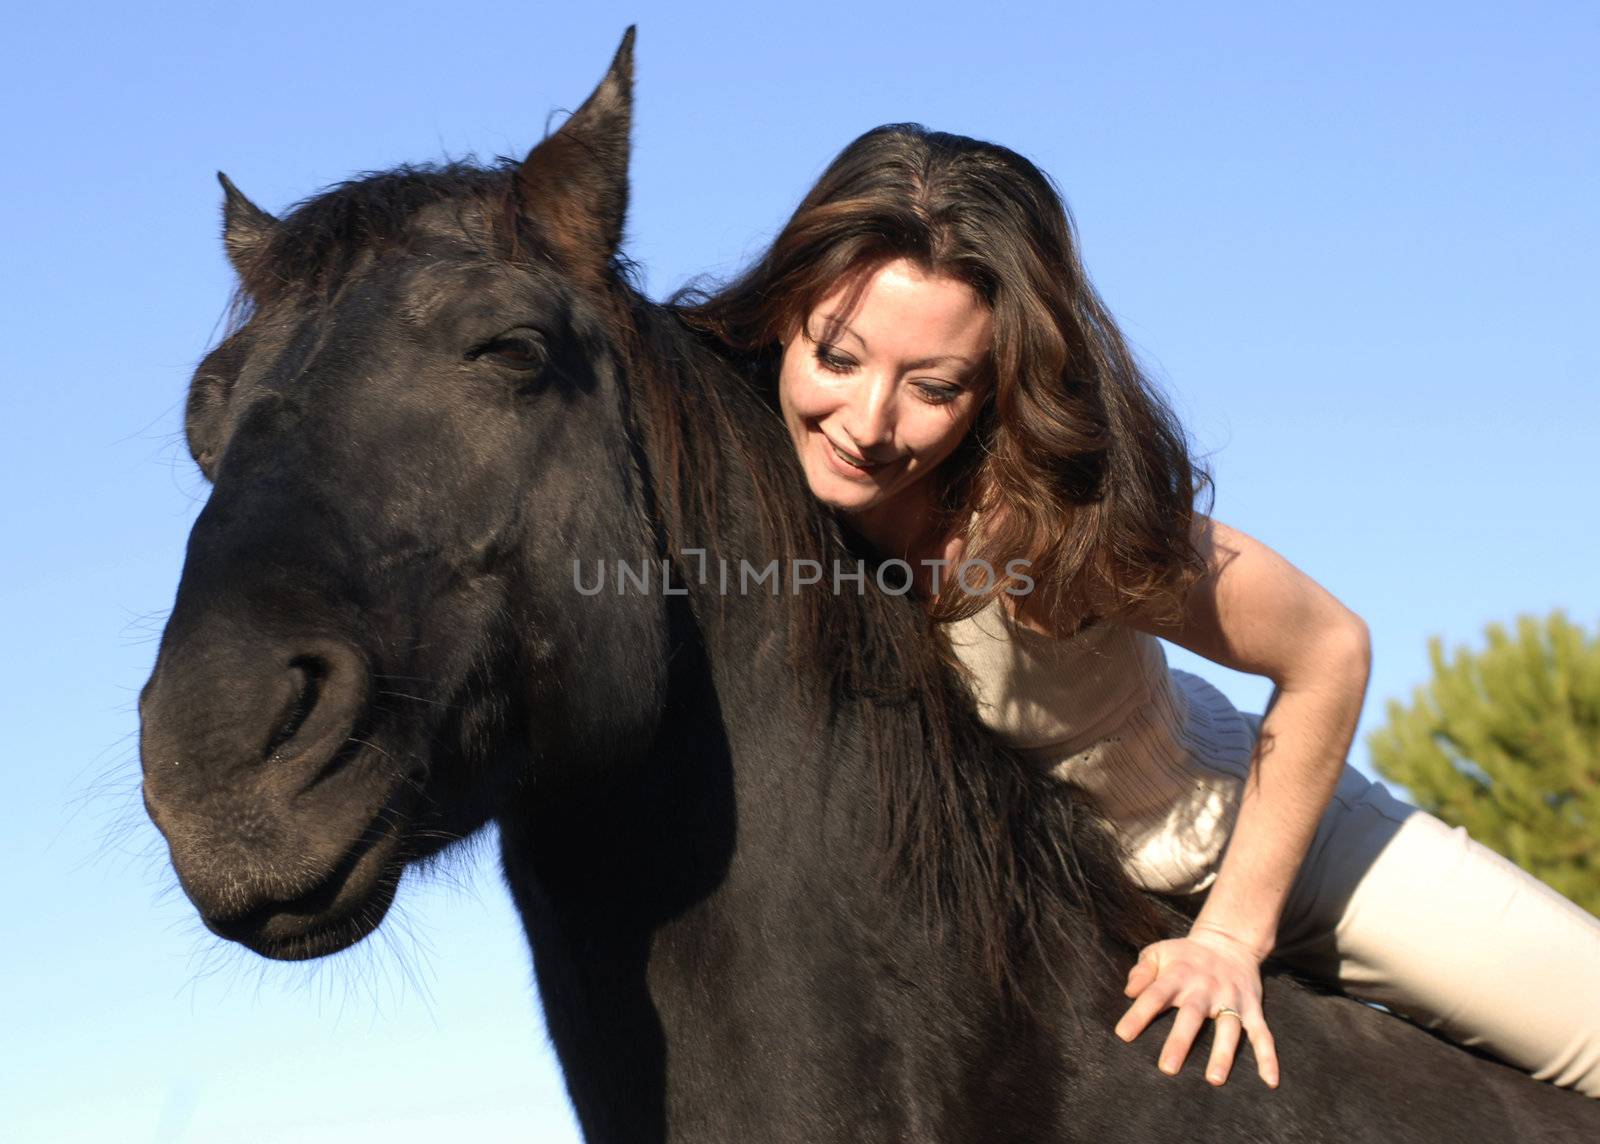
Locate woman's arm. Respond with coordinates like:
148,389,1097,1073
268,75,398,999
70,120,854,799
1108,516,1372,1086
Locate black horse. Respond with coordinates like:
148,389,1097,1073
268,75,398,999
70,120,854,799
138,28,1596,1142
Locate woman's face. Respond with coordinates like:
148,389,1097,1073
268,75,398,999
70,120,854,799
777,258,993,527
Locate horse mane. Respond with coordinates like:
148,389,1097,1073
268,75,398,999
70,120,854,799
226,158,1171,1009
615,288,1174,1009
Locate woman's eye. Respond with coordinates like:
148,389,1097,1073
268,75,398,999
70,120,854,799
470,332,548,373
814,345,855,374
918,384,961,405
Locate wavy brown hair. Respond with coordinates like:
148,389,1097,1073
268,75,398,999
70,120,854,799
673,122,1214,639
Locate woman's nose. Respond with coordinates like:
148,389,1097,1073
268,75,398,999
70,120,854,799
839,373,896,452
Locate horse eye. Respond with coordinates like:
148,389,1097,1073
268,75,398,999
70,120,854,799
470,331,548,373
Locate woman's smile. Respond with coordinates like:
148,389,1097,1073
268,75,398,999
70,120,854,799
817,431,902,478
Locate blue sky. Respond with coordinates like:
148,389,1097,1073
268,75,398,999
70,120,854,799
4,1,1595,1139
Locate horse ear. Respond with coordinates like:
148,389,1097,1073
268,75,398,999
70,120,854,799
216,171,278,277
516,25,635,281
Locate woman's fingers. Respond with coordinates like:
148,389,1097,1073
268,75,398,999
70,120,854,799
1244,1010,1280,1087
1115,937,1277,1087
1158,1000,1209,1075
1114,974,1178,1043
1205,1009,1243,1085
1124,953,1158,998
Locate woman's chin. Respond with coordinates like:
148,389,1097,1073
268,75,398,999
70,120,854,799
807,460,890,509
817,483,876,511
824,490,893,525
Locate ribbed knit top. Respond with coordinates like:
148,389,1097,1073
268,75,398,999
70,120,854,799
942,594,1263,895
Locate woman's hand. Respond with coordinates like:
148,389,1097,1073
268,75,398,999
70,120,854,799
1113,923,1280,1088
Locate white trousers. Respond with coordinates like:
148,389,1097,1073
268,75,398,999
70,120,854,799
1224,711,1600,1097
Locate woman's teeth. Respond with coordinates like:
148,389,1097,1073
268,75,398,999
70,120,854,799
832,440,884,469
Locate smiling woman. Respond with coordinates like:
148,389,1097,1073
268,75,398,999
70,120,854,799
673,117,1600,1099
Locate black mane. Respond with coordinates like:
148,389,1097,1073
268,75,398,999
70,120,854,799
614,247,1173,1006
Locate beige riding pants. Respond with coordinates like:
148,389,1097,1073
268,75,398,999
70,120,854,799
1204,711,1600,1097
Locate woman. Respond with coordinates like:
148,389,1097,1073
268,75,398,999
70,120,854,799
673,123,1600,1096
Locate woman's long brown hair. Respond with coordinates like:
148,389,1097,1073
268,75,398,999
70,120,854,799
672,122,1214,639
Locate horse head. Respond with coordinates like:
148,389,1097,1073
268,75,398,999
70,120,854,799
138,28,669,961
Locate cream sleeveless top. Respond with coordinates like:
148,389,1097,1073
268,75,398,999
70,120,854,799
942,594,1263,895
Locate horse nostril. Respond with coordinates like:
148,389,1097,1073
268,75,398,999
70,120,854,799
263,656,327,760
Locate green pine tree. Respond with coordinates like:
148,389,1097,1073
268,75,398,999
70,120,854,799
1366,610,1600,915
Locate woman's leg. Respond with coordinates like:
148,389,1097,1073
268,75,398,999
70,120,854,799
1258,725,1600,1097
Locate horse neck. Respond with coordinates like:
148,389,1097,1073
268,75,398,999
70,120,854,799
495,355,887,1136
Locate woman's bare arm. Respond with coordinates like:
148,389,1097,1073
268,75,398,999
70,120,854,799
1111,516,1372,1085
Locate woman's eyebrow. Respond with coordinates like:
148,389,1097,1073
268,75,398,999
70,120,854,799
817,313,976,370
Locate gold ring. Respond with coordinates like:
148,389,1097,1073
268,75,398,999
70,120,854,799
1213,1006,1244,1023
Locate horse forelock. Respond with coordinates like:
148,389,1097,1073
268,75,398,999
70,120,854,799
224,159,526,332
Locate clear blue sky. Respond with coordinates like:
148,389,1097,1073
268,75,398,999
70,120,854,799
5,1,1596,1139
